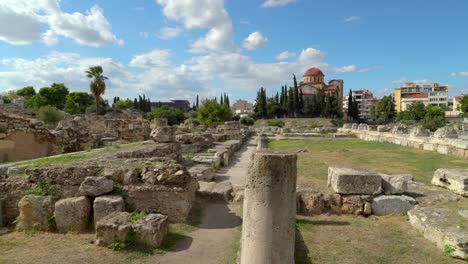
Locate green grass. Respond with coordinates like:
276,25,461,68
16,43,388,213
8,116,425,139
224,226,241,264
269,138,468,186
0,238,19,251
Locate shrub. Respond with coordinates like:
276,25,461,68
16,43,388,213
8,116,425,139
232,115,240,121
267,120,284,128
130,211,147,222
113,99,133,109
147,105,186,125
27,181,55,196
421,106,446,132
197,99,232,125
37,106,64,124
240,116,255,126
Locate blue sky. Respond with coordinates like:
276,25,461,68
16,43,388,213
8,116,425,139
0,0,467,103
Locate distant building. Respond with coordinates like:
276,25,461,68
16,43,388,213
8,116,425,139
150,100,191,112
298,67,344,115
453,96,463,111
393,82,448,112
343,89,379,120
231,99,254,117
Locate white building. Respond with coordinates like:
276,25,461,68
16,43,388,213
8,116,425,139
343,89,379,120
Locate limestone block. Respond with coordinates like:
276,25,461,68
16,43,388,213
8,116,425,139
408,207,468,260
371,195,413,216
17,195,54,231
188,165,215,181
153,118,168,127
55,196,91,233
197,181,234,201
327,167,382,195
95,212,133,246
78,177,114,197
351,123,358,130
358,123,369,130
431,169,468,197
93,195,125,225
132,213,169,247
379,173,412,195
150,126,176,143
341,195,365,215
377,125,391,132
410,127,431,137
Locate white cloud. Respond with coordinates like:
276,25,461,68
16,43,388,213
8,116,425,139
243,31,268,50
333,65,357,73
129,49,171,68
358,68,370,73
276,51,296,61
0,0,122,47
450,72,457,77
157,27,183,40
156,0,235,52
344,16,361,23
261,0,295,8
459,72,468,77
413,79,430,85
391,78,407,85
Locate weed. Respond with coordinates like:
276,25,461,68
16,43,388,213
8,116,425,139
443,244,455,256
130,211,147,222
27,181,55,197
48,214,57,231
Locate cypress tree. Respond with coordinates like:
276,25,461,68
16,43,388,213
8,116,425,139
220,94,224,105
287,88,294,117
293,74,298,89
299,88,304,114
226,95,230,107
133,98,138,109
196,95,199,109
347,90,354,120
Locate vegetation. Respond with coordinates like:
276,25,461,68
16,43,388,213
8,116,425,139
130,211,147,222
85,66,108,115
37,105,64,124
27,181,55,196
197,99,232,125
64,92,94,114
376,95,396,124
397,102,446,131
240,116,255,126
113,98,133,109
16,86,36,98
347,89,360,121
458,95,468,114
147,105,186,125
267,119,284,127
133,94,152,113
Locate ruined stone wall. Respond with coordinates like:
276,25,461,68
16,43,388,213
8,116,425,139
0,112,60,162
339,124,468,158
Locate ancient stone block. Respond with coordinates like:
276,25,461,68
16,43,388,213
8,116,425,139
188,165,215,181
93,195,125,225
95,212,133,246
433,126,458,139
131,213,169,247
17,195,54,231
371,195,413,216
197,181,234,201
55,196,91,233
327,167,382,195
431,169,468,197
379,173,412,195
78,177,114,197
341,195,364,215
150,126,176,143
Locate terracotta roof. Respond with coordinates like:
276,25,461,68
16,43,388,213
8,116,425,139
402,93,428,99
455,96,463,101
304,67,324,77
323,85,338,91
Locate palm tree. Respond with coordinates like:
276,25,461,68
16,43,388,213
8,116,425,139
85,66,108,114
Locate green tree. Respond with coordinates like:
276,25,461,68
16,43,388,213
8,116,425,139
24,94,48,112
197,99,232,125
303,97,313,116
421,106,446,131
459,95,468,113
38,83,69,110
38,105,64,124
113,99,133,109
16,86,36,98
147,105,186,125
369,105,376,119
85,66,108,114
64,92,94,114
377,95,396,124
347,90,354,119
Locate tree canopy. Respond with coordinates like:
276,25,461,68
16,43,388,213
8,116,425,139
197,99,232,125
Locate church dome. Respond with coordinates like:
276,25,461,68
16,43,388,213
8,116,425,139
304,67,324,77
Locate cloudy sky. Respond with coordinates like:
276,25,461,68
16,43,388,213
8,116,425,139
0,0,467,103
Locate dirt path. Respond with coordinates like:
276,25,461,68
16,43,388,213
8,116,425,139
152,203,241,264
216,138,256,188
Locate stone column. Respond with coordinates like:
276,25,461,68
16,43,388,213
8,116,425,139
256,134,268,150
241,152,297,264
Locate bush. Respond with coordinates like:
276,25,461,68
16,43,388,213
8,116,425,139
147,105,186,125
64,92,94,114
38,106,64,124
232,115,240,121
113,99,133,109
27,181,55,196
421,106,446,131
240,116,255,126
197,99,232,125
268,120,284,128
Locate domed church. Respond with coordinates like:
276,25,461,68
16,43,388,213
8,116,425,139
298,67,344,115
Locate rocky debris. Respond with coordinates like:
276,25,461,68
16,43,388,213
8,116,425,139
54,196,91,233
150,126,177,143
123,168,141,185
17,195,54,231
431,169,468,197
351,123,358,130
26,166,102,186
433,126,458,139
371,195,413,216
377,125,391,132
95,212,133,247
358,123,369,131
408,207,468,260
379,173,412,195
410,126,431,137
140,162,192,186
342,123,352,129
153,118,168,127
115,143,180,160
96,212,169,248
341,195,369,215
390,123,409,134
188,165,215,181
93,195,125,225
459,210,468,219
256,134,268,150
327,167,382,195
131,213,169,247
197,181,234,201
407,181,460,206
78,177,114,197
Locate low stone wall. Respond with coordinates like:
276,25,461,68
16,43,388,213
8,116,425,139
339,124,468,158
